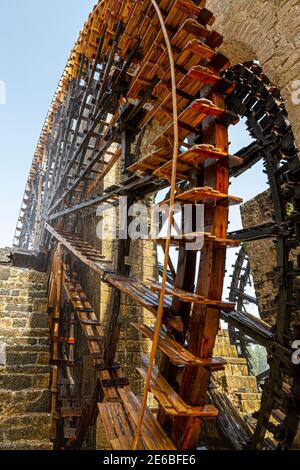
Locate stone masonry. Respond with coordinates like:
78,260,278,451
0,256,52,450
207,0,300,151
3,1,299,450
204,330,261,449
213,330,261,416
240,190,278,325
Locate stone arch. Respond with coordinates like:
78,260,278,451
207,0,300,149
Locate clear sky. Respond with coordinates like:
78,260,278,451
0,0,267,250
0,0,96,247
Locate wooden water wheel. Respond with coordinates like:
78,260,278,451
13,1,300,450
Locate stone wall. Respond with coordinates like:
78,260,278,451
205,329,261,449
240,190,278,325
241,190,300,327
0,256,52,449
207,0,300,151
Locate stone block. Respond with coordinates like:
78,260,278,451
0,267,10,281
32,299,48,312
225,374,258,392
0,288,10,296
6,351,40,366
12,318,28,328
0,413,51,441
0,372,32,390
31,374,50,389
0,318,13,329
0,389,50,415
0,439,53,450
28,313,48,329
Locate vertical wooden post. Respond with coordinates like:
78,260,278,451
50,244,64,442
172,90,230,449
157,210,197,429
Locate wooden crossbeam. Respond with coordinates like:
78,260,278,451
148,280,235,310
158,186,243,206
61,407,82,418
154,232,240,248
127,144,228,176
45,223,112,275
152,99,224,148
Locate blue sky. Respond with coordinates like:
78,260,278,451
0,0,96,247
0,0,267,249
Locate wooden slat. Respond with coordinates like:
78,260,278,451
98,401,142,450
152,99,224,148
45,223,112,275
119,389,176,450
173,186,243,205
157,186,242,205
137,359,219,417
105,273,183,331
149,281,205,303
131,323,226,368
148,281,236,310
61,407,82,418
